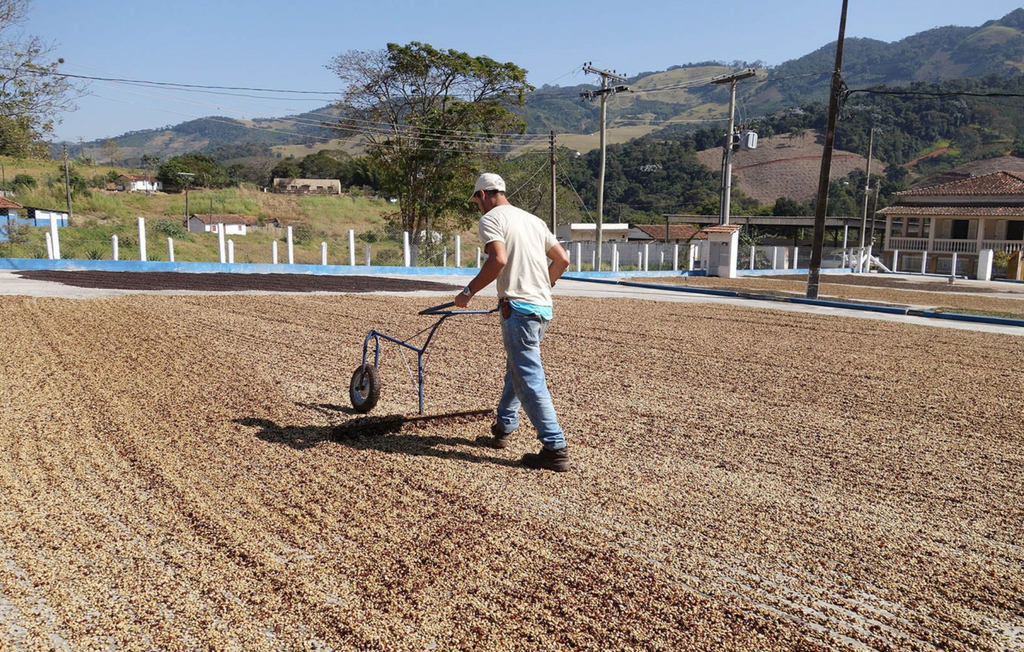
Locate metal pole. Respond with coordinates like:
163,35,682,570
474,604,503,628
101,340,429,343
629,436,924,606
62,144,73,222
859,127,874,250
722,80,738,226
582,65,627,271
550,130,557,233
807,0,850,299
596,75,608,270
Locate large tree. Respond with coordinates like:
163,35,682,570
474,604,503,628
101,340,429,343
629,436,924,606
328,42,532,238
0,0,80,157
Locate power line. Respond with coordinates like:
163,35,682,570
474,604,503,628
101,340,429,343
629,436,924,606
1,65,338,96
847,88,1024,99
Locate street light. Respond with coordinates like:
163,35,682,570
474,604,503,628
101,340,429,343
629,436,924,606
177,172,195,225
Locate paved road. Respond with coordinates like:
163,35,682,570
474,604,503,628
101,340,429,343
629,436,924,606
2,269,1022,337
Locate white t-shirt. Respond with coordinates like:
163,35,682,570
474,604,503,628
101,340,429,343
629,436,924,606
478,204,559,305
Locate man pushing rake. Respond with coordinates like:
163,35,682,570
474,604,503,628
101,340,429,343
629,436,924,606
454,173,573,472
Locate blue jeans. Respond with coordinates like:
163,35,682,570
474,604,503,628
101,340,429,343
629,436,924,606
495,307,566,450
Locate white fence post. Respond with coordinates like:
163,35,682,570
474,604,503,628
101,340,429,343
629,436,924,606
45,232,53,260
891,250,899,273
791,246,799,270
951,252,958,276
365,243,371,266
659,251,665,270
348,229,355,266
455,235,461,268
978,248,994,281
218,224,226,264
612,243,619,272
688,244,695,271
643,244,649,272
443,247,448,267
575,242,582,272
112,235,119,261
673,244,679,271
403,231,411,267
920,251,928,274
138,217,147,262
49,214,61,260
749,245,755,270
321,241,328,265
287,226,294,264
272,240,278,265
168,237,175,262
228,239,235,264
591,249,596,271
476,247,482,268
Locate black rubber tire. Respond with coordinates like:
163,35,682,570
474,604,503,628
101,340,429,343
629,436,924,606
349,364,381,413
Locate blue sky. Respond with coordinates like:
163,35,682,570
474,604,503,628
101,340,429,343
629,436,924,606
25,0,1024,142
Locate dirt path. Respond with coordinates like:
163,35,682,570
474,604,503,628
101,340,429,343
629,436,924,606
1,294,1021,650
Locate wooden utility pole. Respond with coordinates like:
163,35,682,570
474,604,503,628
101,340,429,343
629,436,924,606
550,130,557,233
807,0,850,299
62,143,73,222
711,69,757,226
582,63,628,271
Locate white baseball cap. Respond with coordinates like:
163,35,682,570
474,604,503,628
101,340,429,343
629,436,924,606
470,173,506,200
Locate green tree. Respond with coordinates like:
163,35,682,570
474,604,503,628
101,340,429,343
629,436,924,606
11,173,34,188
270,156,301,184
157,153,230,189
328,42,532,238
0,0,81,157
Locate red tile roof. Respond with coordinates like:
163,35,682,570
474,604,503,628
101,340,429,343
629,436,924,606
191,213,257,225
897,171,1024,197
0,197,23,209
877,205,1024,217
631,223,707,241
702,224,743,233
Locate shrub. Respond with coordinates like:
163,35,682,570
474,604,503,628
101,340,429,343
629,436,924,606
12,174,36,188
155,220,187,239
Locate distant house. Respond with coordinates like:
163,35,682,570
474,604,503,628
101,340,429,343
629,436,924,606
878,170,1024,277
115,174,162,192
627,223,708,244
272,178,342,195
188,213,257,236
555,222,631,243
0,199,70,242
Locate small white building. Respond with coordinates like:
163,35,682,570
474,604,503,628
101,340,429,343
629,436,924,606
188,213,257,236
555,222,631,243
115,174,162,192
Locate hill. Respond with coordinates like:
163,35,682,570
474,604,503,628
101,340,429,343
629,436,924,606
694,129,884,203
69,10,1024,163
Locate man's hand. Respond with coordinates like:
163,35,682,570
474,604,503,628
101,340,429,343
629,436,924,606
454,291,472,308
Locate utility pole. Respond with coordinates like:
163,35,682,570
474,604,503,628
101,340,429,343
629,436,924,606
177,171,195,225
859,127,874,253
62,143,73,222
550,130,557,234
711,69,757,226
807,0,850,299
582,63,628,271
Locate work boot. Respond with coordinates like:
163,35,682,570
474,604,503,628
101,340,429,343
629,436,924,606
521,446,570,472
489,422,512,449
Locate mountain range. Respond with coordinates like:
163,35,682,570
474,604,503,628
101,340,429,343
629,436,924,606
73,9,1024,164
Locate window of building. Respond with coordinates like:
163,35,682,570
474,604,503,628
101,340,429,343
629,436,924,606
951,219,970,239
